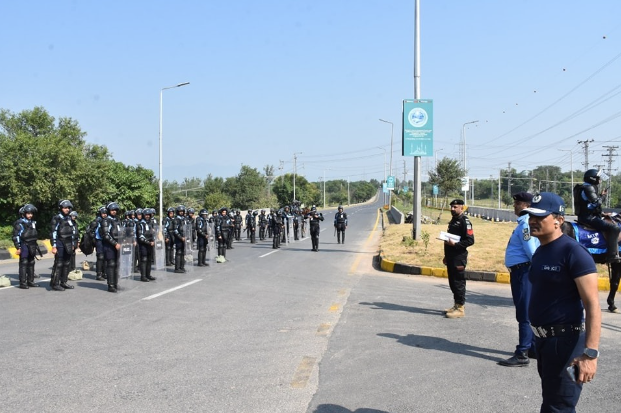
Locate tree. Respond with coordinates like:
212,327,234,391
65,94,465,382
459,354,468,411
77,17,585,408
428,157,464,201
230,165,266,209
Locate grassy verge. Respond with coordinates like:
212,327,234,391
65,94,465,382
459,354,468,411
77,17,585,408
379,207,610,278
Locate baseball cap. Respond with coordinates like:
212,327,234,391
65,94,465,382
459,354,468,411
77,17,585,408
512,192,533,203
521,192,565,217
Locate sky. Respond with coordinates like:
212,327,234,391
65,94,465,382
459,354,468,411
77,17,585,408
2,0,621,186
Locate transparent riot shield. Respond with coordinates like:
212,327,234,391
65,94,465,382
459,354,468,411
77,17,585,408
154,225,166,271
184,223,195,271
117,228,136,291
206,221,216,267
286,216,293,245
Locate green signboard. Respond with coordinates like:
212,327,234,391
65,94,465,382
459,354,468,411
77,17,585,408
402,99,433,157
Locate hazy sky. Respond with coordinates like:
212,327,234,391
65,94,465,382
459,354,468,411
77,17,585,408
2,1,621,184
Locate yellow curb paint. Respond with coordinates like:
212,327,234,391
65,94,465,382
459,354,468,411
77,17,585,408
291,356,316,389
42,239,52,252
431,268,447,278
349,209,380,274
8,247,19,259
496,272,510,284
419,266,432,276
329,304,339,312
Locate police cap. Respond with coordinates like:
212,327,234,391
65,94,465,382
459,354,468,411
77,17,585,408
449,199,465,206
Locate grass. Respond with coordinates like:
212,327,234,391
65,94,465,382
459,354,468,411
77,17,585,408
380,207,610,278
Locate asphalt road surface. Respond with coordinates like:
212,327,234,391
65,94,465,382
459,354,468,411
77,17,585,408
2,198,621,413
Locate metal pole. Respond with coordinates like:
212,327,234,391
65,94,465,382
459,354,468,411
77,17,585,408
323,170,326,209
377,147,387,205
412,0,422,240
158,81,190,228
559,149,574,212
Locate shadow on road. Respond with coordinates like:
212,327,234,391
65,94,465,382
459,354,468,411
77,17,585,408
377,332,512,362
313,404,390,413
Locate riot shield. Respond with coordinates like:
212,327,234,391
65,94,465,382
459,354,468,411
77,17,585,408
117,228,136,291
184,223,195,271
206,221,216,268
154,225,166,271
286,216,293,245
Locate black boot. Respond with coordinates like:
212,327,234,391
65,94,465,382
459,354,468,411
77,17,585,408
174,253,184,273
498,351,530,367
27,260,39,287
197,250,205,267
140,261,149,282
106,260,117,292
19,258,29,289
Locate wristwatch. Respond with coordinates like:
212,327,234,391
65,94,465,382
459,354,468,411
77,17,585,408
584,348,600,359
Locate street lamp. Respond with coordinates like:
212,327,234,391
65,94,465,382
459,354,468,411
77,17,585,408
293,152,302,202
377,146,387,205
323,169,331,209
379,119,393,206
434,148,443,169
461,120,478,200
159,82,190,228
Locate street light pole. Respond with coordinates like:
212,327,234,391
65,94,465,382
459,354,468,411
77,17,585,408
159,82,190,228
323,170,326,209
293,152,302,202
377,146,387,205
379,119,394,206
461,120,479,201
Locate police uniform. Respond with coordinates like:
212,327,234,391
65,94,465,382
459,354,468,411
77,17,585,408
499,192,540,367
334,206,348,244
443,199,474,317
12,204,40,289
136,208,157,282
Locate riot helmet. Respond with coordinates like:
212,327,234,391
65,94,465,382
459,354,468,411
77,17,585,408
167,207,175,215
188,208,195,215
22,204,37,214
70,211,78,218
107,202,120,214
176,205,186,214
125,210,134,218
199,208,208,216
584,169,601,185
135,208,143,216
338,205,343,211
58,199,73,211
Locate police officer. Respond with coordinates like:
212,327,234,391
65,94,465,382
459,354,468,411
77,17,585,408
523,192,600,411
258,210,268,241
50,200,78,291
69,210,80,271
442,199,475,318
12,204,40,289
187,208,197,247
248,210,258,243
292,207,300,241
87,206,108,281
101,202,122,293
281,206,292,243
574,169,621,263
499,192,540,367
136,208,157,282
270,209,283,249
196,209,210,266
334,205,348,244
163,207,175,266
134,208,143,271
245,209,253,240
307,206,324,252
216,207,232,260
172,205,188,273
234,210,243,241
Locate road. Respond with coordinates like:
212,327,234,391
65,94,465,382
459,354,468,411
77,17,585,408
1,198,620,413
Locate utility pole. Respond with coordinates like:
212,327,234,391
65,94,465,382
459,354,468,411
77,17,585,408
602,146,618,208
578,139,595,170
507,162,512,197
279,160,284,184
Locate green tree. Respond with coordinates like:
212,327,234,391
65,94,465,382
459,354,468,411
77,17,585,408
428,157,464,201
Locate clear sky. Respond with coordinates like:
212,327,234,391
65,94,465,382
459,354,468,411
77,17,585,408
2,1,621,185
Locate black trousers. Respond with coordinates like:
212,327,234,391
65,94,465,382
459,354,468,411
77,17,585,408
446,261,466,305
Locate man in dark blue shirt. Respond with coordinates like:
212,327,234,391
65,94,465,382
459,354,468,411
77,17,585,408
523,192,601,412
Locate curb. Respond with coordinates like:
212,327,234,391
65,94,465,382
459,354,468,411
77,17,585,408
377,252,619,292
1,241,51,260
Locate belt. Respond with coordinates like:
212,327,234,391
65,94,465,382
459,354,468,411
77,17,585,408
531,324,585,338
508,262,530,272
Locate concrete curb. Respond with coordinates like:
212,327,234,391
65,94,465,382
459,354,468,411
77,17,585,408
377,251,619,292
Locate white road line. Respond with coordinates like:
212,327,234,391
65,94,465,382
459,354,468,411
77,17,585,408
142,279,202,300
260,250,279,258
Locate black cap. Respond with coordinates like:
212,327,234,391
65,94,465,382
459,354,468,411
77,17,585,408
449,199,465,206
512,192,533,203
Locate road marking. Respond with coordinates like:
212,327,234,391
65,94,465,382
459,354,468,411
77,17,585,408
291,356,316,389
329,304,339,312
259,250,280,258
348,208,380,274
142,279,202,300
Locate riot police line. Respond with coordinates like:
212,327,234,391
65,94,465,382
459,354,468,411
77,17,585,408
10,199,347,293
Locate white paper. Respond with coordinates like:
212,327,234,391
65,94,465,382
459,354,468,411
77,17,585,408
437,231,461,243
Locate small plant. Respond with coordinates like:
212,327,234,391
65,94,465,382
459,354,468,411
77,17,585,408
421,230,430,251
402,236,418,248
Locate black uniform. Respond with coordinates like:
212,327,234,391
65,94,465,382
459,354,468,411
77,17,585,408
247,211,257,243
172,211,188,273
88,212,107,280
50,204,78,291
12,210,39,289
234,212,243,241
196,212,210,266
443,210,475,306
216,210,233,258
271,212,283,249
307,209,324,251
258,211,268,240
334,208,348,244
163,209,175,266
136,212,157,281
101,205,122,293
